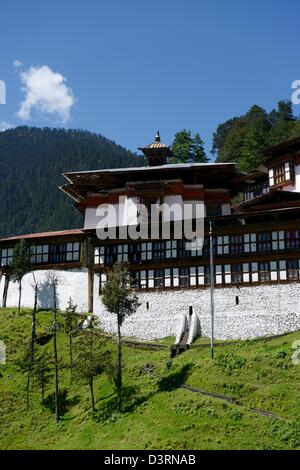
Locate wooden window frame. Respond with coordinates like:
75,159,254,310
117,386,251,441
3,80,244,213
257,232,272,253
0,247,13,267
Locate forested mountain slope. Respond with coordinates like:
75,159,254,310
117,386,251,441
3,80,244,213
0,127,144,237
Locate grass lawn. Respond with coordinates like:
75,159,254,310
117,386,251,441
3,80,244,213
0,307,300,450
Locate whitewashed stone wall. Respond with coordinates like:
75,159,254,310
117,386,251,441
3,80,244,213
1,269,300,340
93,274,300,341
0,269,88,312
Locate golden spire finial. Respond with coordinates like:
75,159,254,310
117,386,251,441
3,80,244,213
155,130,160,142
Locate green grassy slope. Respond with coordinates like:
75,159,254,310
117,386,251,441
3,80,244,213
0,308,300,450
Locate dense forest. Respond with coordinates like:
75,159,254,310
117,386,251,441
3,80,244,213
212,100,300,172
0,127,144,237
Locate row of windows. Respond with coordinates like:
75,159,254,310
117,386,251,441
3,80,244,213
94,230,300,265
0,242,81,267
99,259,300,291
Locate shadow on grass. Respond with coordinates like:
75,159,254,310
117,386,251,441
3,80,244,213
157,364,193,392
93,385,154,422
43,389,80,416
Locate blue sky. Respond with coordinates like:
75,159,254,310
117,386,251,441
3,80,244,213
0,0,299,157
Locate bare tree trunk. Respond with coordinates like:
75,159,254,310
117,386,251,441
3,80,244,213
2,273,10,308
53,278,59,423
116,320,122,413
89,377,95,413
18,279,22,314
26,281,38,410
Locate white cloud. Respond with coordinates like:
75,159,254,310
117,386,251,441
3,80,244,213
0,121,13,132
16,65,75,123
13,59,23,69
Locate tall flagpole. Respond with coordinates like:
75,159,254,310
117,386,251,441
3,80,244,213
209,219,215,359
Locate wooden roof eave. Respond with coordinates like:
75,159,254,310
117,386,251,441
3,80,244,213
59,185,84,203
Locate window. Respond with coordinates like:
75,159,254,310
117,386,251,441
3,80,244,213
272,231,285,251
94,246,105,265
152,241,165,260
148,270,154,288
251,263,259,283
231,264,243,284
164,268,172,287
203,237,217,256
140,271,147,289
0,247,13,266
66,242,80,262
257,232,271,252
244,234,256,253
173,268,179,287
258,262,270,282
104,245,116,265
204,265,211,285
99,273,107,293
117,244,128,262
49,244,66,263
214,264,230,285
217,236,229,255
178,240,191,258
273,164,286,185
187,238,203,257
141,242,152,261
286,230,300,250
287,259,299,281
129,243,141,263
132,270,150,289
278,260,287,280
271,162,293,186
166,240,177,258
179,267,190,287
215,265,223,284
230,235,244,254
190,267,197,286
154,269,164,287
270,261,278,281
31,244,49,264
49,242,80,264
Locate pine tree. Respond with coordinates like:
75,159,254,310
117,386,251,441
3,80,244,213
171,130,208,163
64,298,78,375
73,320,109,414
101,263,140,412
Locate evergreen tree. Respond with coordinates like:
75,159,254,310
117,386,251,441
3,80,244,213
25,272,39,409
192,133,209,163
73,320,109,414
49,272,60,423
30,350,53,405
101,263,140,412
64,298,78,375
171,129,208,163
213,100,300,171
